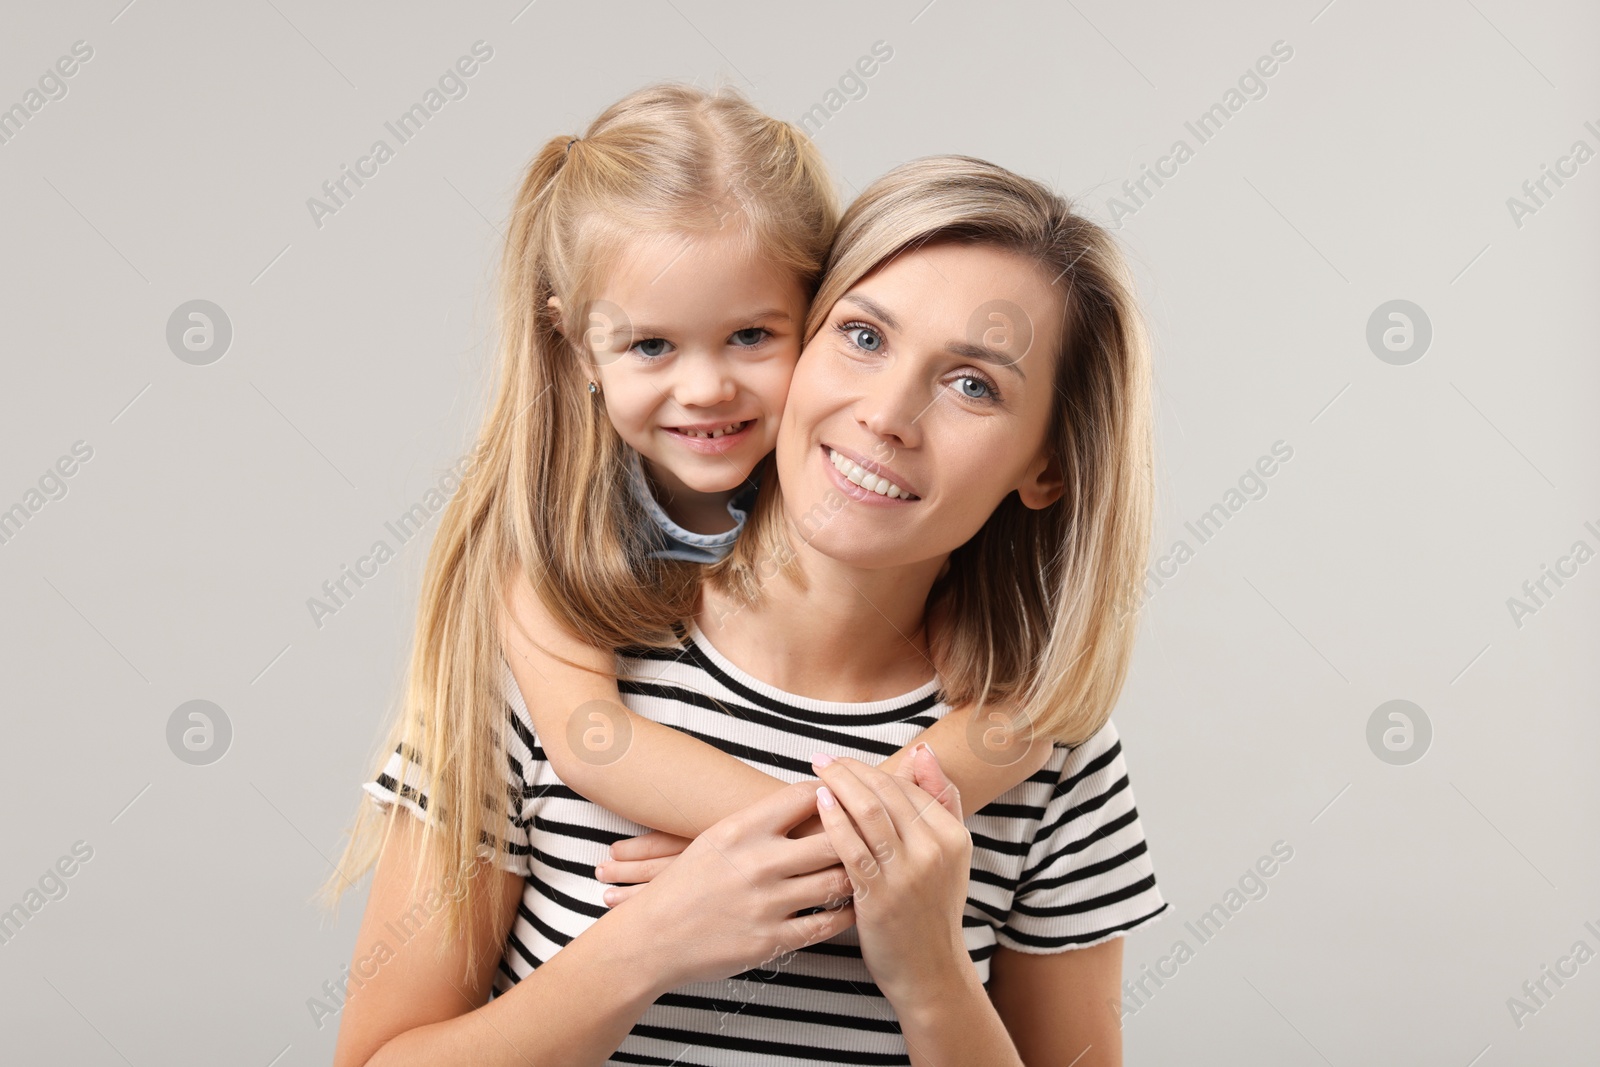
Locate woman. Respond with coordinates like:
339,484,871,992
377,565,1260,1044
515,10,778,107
335,155,1165,1065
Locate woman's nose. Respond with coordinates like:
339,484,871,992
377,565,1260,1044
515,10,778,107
855,365,924,450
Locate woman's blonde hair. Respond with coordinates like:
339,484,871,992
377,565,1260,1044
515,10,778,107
714,154,1153,748
317,83,837,975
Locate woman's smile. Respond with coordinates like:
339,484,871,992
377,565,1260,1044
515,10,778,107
776,240,1065,569
824,444,921,502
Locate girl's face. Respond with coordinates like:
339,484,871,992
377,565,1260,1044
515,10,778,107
582,228,808,498
776,241,1067,569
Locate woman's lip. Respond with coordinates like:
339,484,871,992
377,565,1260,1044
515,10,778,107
820,444,920,505
822,443,921,499
663,420,756,454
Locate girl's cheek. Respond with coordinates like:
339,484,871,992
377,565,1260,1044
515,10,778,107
604,388,657,440
750,363,797,409
771,365,800,403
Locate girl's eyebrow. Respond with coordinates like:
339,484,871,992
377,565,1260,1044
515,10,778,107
627,309,794,337
839,294,899,331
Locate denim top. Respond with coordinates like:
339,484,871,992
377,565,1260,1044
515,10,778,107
626,450,760,564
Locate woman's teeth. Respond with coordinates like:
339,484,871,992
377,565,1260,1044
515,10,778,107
676,421,748,439
828,447,913,499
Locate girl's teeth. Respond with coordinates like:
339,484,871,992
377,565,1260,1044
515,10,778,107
683,422,744,439
828,448,911,499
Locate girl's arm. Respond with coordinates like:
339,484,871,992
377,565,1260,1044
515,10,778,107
876,703,1056,811
501,571,786,838
504,573,1053,840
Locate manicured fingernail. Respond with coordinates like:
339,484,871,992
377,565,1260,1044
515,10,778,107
602,889,616,905
812,752,834,767
595,864,607,881
818,785,836,809
915,742,931,757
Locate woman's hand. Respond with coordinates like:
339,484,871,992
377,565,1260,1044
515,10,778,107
605,779,857,991
600,744,965,904
810,744,975,1008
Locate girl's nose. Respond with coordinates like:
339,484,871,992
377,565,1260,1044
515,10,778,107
672,354,738,408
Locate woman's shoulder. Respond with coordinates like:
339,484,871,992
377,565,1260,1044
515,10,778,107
995,716,1170,951
1049,717,1127,785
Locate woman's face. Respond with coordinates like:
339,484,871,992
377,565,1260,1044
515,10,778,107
776,240,1067,570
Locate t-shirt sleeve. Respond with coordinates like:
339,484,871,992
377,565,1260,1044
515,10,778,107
998,719,1169,952
360,658,536,877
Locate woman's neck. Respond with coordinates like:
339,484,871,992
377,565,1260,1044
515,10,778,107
697,543,947,702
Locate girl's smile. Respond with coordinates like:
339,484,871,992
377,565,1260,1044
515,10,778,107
662,418,758,454
584,226,807,500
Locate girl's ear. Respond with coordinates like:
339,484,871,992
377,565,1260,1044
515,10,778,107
546,296,569,341
1016,449,1065,510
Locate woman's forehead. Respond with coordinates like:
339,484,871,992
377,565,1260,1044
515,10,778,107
835,243,1064,354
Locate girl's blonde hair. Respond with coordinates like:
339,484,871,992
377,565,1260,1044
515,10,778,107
318,83,837,975
714,155,1154,748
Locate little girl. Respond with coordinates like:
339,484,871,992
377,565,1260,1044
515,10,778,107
324,84,1051,969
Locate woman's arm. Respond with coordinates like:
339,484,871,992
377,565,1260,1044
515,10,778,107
810,750,1026,1067
332,809,667,1067
336,783,856,1066
505,576,1053,843
881,942,1124,1067
895,965,1024,1067
987,941,1124,1067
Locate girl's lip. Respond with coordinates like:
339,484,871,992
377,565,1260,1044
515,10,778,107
820,444,919,505
663,420,756,454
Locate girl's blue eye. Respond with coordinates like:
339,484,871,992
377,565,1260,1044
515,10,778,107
731,328,767,347
634,338,671,358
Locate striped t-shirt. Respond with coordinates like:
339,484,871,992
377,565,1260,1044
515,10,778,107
364,623,1168,1065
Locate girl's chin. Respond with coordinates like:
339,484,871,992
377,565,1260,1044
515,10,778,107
657,464,755,496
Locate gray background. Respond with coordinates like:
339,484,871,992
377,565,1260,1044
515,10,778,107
2,0,1595,1064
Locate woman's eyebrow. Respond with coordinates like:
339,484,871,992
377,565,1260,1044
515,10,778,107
843,292,1026,378
839,294,900,331
945,339,1027,379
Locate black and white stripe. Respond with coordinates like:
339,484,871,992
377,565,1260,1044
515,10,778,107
365,624,1168,1065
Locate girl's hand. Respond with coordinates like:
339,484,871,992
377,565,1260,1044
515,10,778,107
596,831,692,906
606,780,857,991
810,746,975,1007
602,742,962,902
903,740,965,821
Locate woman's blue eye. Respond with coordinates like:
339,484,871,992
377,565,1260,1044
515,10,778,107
955,375,993,400
848,326,882,351
634,338,670,358
731,328,767,347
